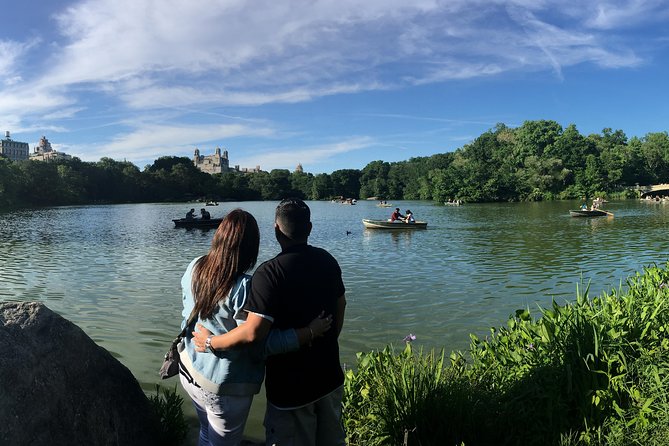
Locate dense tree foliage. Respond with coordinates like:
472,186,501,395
2,121,669,209
354,121,669,202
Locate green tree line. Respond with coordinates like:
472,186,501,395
2,120,668,208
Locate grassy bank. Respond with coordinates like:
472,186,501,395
343,263,669,445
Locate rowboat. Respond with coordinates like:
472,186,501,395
568,209,612,218
362,219,428,229
173,218,223,228
332,198,357,205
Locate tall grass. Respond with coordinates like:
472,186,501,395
343,345,488,446
147,384,189,446
343,263,669,445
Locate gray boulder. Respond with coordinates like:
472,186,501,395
0,302,161,445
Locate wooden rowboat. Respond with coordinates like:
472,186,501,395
568,209,612,218
362,219,428,229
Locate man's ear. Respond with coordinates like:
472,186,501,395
274,223,287,241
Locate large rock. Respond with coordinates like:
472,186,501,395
0,302,161,445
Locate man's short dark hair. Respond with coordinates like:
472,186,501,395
276,198,311,240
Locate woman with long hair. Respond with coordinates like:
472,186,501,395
178,209,330,445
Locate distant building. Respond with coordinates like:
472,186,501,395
193,147,229,174
30,136,72,162
295,163,303,173
233,164,262,174
0,131,29,162
193,147,262,174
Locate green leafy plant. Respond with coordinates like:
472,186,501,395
344,263,669,445
147,384,189,446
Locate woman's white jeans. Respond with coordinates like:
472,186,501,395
180,373,254,446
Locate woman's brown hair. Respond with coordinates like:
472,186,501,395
191,209,260,320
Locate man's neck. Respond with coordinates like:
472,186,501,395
279,238,308,251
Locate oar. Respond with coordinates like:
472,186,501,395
602,210,614,217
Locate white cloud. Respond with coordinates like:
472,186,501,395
236,137,376,171
120,82,380,110
34,0,653,106
0,38,38,82
583,0,669,29
39,107,87,121
356,113,497,127
3,76,23,87
73,122,276,163
0,85,74,132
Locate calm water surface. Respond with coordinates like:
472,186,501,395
2,199,669,439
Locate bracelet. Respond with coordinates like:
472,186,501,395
204,335,215,353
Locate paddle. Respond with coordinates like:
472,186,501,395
602,210,614,217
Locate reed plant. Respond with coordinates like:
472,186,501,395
147,384,189,446
343,345,490,445
343,263,669,445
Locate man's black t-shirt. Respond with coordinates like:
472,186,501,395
245,243,345,408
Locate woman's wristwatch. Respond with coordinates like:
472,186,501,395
204,335,215,353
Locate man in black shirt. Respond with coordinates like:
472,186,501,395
245,198,346,445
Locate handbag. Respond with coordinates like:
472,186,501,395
159,309,197,379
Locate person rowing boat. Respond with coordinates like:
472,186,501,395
389,208,405,222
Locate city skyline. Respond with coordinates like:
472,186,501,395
1,1,668,173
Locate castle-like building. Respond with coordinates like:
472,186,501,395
193,147,228,174
193,147,261,175
30,136,72,162
0,131,29,162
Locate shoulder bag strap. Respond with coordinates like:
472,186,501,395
178,307,199,339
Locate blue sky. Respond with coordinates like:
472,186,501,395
1,1,668,173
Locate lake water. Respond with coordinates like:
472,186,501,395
2,199,669,440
